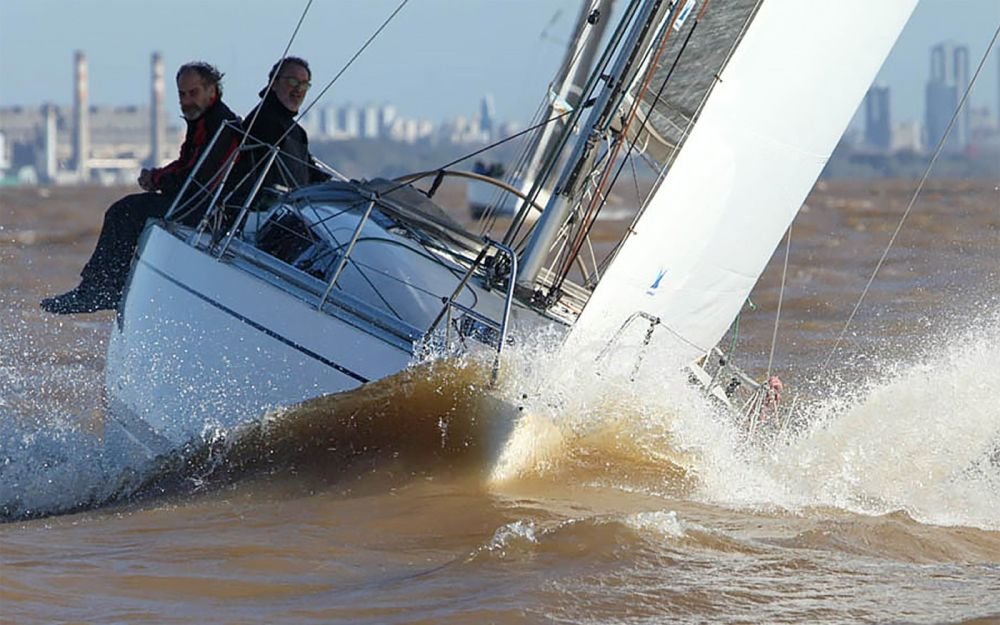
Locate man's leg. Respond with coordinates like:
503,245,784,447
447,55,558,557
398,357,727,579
79,192,173,294
41,192,173,314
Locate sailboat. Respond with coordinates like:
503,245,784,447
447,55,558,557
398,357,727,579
103,0,917,461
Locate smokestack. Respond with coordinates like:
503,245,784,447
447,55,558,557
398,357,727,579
43,103,58,182
73,50,90,180
150,51,166,168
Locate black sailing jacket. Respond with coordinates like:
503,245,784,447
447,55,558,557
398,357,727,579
235,90,331,196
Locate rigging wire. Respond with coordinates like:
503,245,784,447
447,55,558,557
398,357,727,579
236,0,316,160
766,224,792,379
820,21,1000,371
379,109,575,198
551,2,685,290
553,0,715,292
478,0,609,234
296,0,410,124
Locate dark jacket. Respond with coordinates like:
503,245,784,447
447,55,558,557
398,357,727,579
236,91,331,195
150,98,241,199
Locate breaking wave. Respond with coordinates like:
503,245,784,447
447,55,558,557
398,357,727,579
489,311,1000,531
696,313,1000,530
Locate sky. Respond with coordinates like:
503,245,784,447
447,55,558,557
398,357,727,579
0,0,998,126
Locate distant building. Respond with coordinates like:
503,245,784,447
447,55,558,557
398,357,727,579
73,51,90,179
890,120,923,154
0,130,10,175
479,94,496,141
361,104,379,139
149,52,166,168
39,104,58,182
863,85,891,152
338,104,360,139
378,105,396,137
298,107,322,137
320,106,339,137
925,42,969,155
968,104,1000,155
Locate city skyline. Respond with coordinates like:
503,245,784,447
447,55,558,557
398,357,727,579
1,1,998,125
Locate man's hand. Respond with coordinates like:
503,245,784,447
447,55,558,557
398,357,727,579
138,168,155,191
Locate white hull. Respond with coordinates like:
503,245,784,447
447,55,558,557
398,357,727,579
106,224,413,457
105,180,566,460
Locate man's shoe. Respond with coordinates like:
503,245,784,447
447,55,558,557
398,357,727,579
40,284,119,314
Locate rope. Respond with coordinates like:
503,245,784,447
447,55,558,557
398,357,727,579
821,21,1000,370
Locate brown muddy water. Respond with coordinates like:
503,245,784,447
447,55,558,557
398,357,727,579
1,180,998,624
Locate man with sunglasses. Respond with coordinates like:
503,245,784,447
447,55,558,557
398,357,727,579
232,56,331,198
41,61,240,314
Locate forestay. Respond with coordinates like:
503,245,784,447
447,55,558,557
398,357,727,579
567,0,917,364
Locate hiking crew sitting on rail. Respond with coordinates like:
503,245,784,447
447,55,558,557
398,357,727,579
228,56,331,204
41,62,240,315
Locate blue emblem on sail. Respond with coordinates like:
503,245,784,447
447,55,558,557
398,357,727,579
673,0,697,32
646,268,667,295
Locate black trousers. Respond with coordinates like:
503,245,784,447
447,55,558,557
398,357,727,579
80,192,175,293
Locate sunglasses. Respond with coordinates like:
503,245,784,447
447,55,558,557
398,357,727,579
280,76,312,91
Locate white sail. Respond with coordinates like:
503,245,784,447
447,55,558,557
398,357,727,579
566,0,917,364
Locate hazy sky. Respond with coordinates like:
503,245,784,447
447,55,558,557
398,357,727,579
1,0,998,125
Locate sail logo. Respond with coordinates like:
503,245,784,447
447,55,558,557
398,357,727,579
646,268,667,295
673,0,697,32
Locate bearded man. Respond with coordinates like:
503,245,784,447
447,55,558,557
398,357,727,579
42,62,240,314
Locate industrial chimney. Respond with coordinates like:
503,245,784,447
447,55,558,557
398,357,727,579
72,50,90,180
150,51,166,168
42,103,58,182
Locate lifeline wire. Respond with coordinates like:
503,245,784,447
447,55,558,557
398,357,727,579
821,21,1000,370
169,0,315,224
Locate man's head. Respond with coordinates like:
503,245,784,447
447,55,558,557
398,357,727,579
176,62,223,121
266,57,311,114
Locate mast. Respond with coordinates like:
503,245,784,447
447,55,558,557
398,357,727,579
516,0,616,192
515,0,669,291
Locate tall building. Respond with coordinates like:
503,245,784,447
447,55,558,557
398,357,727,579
924,42,969,155
361,104,379,139
338,104,360,139
378,104,396,137
863,85,891,152
479,94,496,141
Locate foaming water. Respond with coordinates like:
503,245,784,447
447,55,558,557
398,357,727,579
0,299,126,519
487,311,1000,533
731,314,1000,530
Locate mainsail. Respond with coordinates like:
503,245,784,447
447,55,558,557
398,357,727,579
565,0,918,364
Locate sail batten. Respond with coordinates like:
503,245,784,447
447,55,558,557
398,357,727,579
566,0,918,365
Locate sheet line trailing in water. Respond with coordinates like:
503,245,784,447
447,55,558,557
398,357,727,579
567,0,918,365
